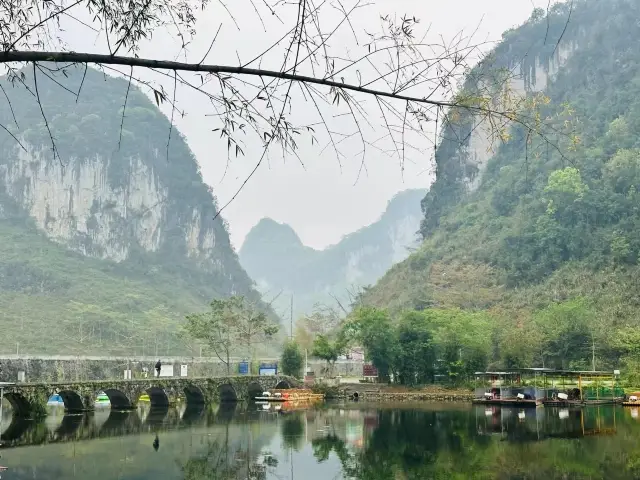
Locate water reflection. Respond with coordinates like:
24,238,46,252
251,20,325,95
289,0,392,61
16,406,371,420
1,402,640,478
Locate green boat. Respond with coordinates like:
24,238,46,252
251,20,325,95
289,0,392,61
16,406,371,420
95,392,110,404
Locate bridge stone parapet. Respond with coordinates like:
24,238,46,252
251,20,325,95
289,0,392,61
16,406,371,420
1,375,298,418
0,355,363,383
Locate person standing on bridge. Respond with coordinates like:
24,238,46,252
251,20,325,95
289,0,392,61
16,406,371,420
155,360,161,377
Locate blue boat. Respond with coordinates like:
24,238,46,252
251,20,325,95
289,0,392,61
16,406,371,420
47,394,64,406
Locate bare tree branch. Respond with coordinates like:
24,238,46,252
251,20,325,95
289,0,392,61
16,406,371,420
117,66,133,151
0,0,572,217
31,61,60,162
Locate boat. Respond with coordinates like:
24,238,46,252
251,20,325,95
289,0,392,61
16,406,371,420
254,391,286,402
540,371,624,406
254,388,324,403
47,394,65,406
622,392,640,406
95,392,110,405
474,369,624,407
472,372,544,407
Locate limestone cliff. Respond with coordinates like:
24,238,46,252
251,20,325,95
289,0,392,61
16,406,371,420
0,67,236,274
364,0,640,316
239,188,427,319
0,65,267,355
419,2,583,237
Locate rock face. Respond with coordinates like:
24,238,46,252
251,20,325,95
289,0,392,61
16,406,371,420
0,70,231,273
419,2,583,238
0,65,266,355
0,65,248,284
462,42,576,192
239,188,427,318
2,147,220,264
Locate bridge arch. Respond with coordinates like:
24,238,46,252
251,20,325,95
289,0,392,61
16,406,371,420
3,391,35,418
183,384,206,405
57,390,86,413
247,382,263,400
217,383,238,403
274,379,293,390
142,387,170,408
103,389,134,410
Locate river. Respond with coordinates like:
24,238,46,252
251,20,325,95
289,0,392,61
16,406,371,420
1,401,640,479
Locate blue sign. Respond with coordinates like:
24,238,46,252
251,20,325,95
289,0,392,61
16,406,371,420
238,361,249,375
259,363,278,376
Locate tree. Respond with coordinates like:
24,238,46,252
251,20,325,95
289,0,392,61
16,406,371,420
294,303,342,352
533,297,596,370
347,306,398,382
280,340,304,378
311,334,346,377
0,0,561,216
396,311,436,385
182,296,278,374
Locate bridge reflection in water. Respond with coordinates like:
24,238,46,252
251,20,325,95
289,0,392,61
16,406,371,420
0,401,262,449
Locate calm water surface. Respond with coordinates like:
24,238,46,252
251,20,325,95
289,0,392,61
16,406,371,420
1,401,640,479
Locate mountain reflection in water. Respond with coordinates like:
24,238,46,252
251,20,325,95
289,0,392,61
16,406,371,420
1,402,640,479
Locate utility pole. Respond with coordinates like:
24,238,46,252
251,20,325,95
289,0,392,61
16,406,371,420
592,339,596,372
290,295,294,340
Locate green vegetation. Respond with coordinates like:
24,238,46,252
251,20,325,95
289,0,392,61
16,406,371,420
361,0,640,381
341,306,490,385
280,340,304,378
183,296,279,373
239,189,426,319
0,66,269,355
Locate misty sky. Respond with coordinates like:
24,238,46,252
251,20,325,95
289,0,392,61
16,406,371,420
56,0,552,250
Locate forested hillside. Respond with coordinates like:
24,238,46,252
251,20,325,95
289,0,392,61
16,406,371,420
358,0,640,383
0,66,272,356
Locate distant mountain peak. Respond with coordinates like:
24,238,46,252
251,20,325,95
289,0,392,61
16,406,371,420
241,217,306,251
239,188,428,318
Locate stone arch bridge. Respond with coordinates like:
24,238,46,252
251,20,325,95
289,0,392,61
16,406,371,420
2,375,299,418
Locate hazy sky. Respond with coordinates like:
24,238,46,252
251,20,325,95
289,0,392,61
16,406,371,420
58,0,552,250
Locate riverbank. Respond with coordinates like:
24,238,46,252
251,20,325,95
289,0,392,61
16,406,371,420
334,384,474,402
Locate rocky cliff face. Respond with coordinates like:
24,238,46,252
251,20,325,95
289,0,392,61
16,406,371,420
419,2,585,237
462,42,576,192
239,188,427,318
0,66,248,290
0,65,267,355
3,146,216,264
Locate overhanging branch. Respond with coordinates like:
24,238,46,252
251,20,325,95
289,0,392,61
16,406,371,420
0,50,460,109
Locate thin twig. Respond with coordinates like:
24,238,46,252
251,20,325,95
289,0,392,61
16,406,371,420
552,0,573,57
118,66,133,151
76,62,88,102
198,24,223,65
166,69,177,161
0,81,18,128
32,62,60,163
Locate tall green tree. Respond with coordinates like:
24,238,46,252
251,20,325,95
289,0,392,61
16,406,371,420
396,311,436,385
280,340,304,378
183,296,278,374
311,334,346,377
347,307,398,382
